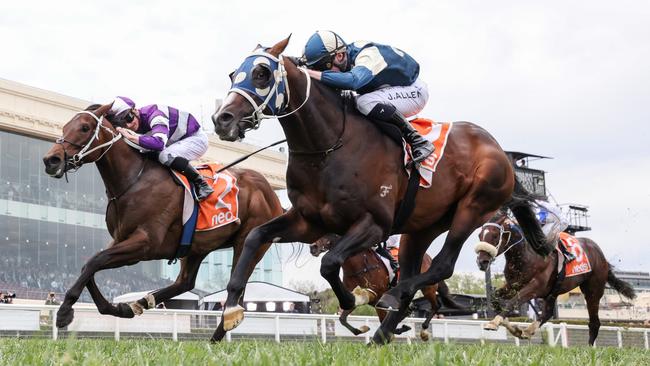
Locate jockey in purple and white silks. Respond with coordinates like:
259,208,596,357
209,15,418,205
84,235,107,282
301,30,434,164
109,96,214,200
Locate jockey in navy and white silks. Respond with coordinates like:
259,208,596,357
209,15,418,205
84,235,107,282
301,30,434,164
535,200,574,262
109,96,214,200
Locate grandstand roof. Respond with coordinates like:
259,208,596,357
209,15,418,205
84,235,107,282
202,282,310,303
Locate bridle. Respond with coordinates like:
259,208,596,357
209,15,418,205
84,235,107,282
55,111,122,173
475,220,525,259
227,50,312,131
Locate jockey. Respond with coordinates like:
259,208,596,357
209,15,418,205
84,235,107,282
108,96,214,201
301,31,434,164
536,200,575,262
376,234,400,272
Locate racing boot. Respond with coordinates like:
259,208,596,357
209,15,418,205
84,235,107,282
166,156,214,201
375,244,400,273
367,103,434,164
559,241,576,262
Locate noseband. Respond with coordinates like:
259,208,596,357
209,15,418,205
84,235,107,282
474,221,524,259
55,111,122,172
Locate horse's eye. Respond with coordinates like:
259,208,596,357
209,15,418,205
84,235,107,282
81,125,90,133
252,65,271,88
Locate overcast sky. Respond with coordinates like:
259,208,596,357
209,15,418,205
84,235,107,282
1,1,648,290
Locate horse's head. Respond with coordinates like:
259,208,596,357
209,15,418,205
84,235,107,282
212,36,293,141
474,210,513,271
43,103,120,178
309,233,341,257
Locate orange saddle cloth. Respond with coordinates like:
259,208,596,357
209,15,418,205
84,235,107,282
559,232,592,277
404,118,453,188
173,163,240,231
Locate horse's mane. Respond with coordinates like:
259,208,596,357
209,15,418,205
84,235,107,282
84,103,130,128
284,56,355,112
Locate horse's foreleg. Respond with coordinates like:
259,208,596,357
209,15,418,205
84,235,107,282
339,308,369,336
490,284,538,338
320,214,383,311
215,210,321,337
56,232,149,328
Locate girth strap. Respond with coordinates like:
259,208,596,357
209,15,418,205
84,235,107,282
391,166,421,233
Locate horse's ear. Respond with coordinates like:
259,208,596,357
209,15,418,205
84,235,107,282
252,43,263,51
93,103,113,117
268,34,291,57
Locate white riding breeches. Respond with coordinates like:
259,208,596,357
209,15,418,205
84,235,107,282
158,129,209,164
356,78,429,118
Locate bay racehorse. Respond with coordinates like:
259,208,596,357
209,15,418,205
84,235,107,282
474,209,636,345
42,104,283,334
212,36,550,344
310,233,463,341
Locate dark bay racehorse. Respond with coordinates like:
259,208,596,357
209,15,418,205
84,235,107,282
310,233,462,341
42,104,283,332
212,37,550,344
475,210,636,345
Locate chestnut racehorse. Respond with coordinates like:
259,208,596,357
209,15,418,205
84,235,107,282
310,234,463,341
42,104,283,334
475,209,636,345
212,37,550,344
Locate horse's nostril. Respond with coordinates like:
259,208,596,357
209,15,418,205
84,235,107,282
45,156,61,167
217,111,234,125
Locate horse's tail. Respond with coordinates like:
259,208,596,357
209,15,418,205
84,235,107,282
504,154,553,256
607,265,637,300
436,280,464,310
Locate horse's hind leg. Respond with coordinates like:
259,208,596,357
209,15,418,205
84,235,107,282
85,277,133,318
126,253,208,316
581,280,605,346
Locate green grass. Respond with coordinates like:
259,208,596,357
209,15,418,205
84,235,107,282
0,339,648,366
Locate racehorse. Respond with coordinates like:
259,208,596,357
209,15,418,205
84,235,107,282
42,104,283,334
211,36,550,344
474,209,636,345
310,233,463,341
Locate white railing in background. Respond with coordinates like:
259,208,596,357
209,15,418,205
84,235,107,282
1,304,648,349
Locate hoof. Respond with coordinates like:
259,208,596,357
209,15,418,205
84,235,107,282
483,322,499,331
522,321,539,339
56,307,74,328
358,325,370,334
223,305,245,331
128,301,145,316
371,329,395,345
483,315,503,331
420,329,430,342
116,303,136,318
352,286,375,306
375,293,400,312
